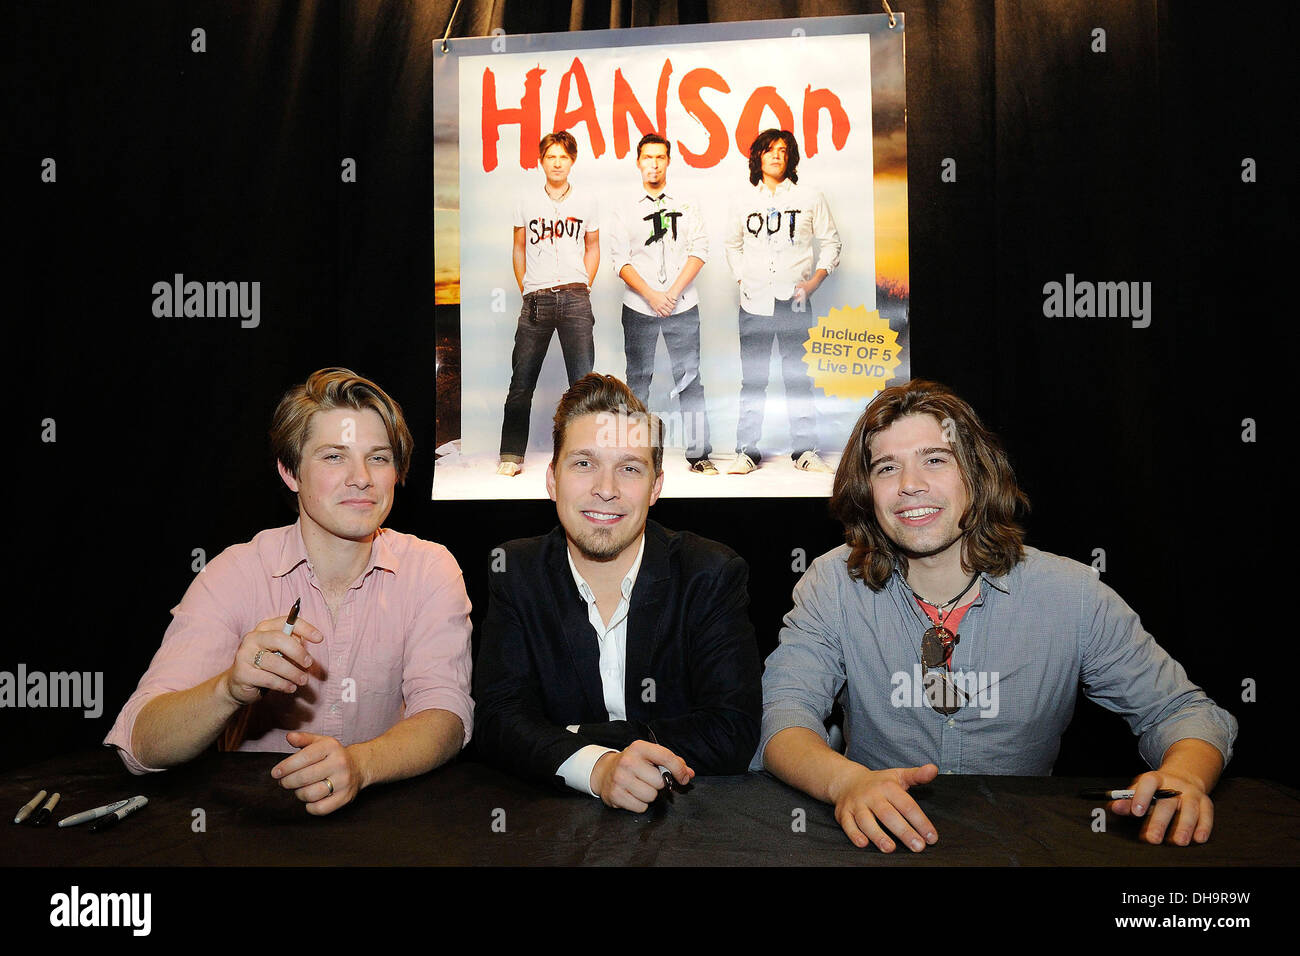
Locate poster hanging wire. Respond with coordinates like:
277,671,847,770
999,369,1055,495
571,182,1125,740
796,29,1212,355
882,2,897,29
441,0,465,53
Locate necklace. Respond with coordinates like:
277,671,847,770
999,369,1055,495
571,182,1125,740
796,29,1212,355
897,568,980,715
545,181,572,202
898,569,980,670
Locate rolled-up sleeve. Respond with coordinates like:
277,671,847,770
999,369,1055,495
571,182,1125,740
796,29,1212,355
1078,572,1237,769
607,201,632,278
684,198,708,265
724,199,745,286
401,545,475,746
752,555,849,771
811,190,842,276
103,553,254,774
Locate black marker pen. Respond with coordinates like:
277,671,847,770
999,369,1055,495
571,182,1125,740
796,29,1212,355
282,596,301,636
31,792,61,826
88,796,148,832
1079,788,1181,800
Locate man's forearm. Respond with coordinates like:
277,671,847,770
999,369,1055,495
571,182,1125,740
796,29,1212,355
349,708,465,790
1158,737,1224,793
763,726,864,804
617,264,655,299
132,673,245,769
668,256,705,298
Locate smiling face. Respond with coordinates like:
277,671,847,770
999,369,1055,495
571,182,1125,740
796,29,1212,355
637,142,670,192
277,407,396,546
542,143,575,189
546,411,663,568
867,413,970,569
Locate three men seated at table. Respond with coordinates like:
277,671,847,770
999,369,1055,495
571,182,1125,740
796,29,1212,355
105,368,474,815
108,368,1236,845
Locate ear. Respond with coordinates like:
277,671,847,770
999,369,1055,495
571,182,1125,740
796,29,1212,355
276,460,300,494
545,461,557,502
648,469,664,507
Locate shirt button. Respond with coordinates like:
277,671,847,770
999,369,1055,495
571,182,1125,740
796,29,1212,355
943,769,954,775
946,718,955,728
330,702,342,714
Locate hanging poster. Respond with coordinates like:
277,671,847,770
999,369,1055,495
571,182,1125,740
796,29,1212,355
434,13,909,498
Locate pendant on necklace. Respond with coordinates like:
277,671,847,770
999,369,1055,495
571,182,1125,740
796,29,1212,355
921,626,957,668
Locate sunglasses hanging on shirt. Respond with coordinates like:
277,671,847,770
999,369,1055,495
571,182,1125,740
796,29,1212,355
901,570,980,716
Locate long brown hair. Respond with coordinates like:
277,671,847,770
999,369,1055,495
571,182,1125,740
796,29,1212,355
747,129,799,185
830,380,1029,589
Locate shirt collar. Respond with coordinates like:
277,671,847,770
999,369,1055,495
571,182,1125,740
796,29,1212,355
273,520,400,579
566,534,646,605
757,178,793,198
979,567,1012,595
887,560,1012,599
543,181,573,202
640,189,674,203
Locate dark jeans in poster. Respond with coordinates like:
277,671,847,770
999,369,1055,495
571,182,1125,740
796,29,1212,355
499,287,596,461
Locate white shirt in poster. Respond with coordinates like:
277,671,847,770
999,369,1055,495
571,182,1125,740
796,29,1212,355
514,185,600,294
607,189,708,316
724,178,842,316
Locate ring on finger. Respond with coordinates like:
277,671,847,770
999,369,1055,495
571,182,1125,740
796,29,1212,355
324,777,334,796
253,649,266,669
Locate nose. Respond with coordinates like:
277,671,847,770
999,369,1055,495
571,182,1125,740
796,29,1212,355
347,457,373,488
897,461,927,495
592,465,618,500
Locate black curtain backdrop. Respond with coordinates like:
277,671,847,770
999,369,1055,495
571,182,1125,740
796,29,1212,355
9,0,1290,794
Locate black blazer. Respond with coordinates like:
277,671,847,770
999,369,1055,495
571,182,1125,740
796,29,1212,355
473,520,761,787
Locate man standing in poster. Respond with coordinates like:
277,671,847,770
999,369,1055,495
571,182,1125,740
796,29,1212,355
498,131,600,477
608,134,717,475
724,129,842,476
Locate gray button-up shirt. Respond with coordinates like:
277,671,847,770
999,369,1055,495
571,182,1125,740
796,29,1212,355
754,545,1237,775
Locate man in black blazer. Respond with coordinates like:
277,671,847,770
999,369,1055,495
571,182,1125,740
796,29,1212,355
474,373,761,811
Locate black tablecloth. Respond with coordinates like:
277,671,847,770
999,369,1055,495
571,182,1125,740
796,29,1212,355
4,749,1297,867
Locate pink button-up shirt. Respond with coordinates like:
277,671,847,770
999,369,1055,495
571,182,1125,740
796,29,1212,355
104,523,474,774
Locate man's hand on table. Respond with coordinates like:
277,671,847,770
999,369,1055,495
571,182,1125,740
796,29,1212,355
589,740,693,813
828,761,940,853
1110,770,1214,845
273,732,364,815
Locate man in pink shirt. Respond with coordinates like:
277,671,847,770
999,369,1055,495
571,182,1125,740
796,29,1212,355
104,368,474,815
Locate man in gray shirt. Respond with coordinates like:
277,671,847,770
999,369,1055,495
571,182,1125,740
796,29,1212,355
755,380,1237,852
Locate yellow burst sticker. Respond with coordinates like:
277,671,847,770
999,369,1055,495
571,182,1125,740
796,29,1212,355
802,306,903,399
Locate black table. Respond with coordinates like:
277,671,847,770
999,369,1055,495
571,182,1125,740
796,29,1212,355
6,750,1294,939
4,749,1297,867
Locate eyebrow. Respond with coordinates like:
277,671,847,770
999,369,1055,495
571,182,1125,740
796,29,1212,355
567,447,652,465
312,443,393,454
868,445,954,470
